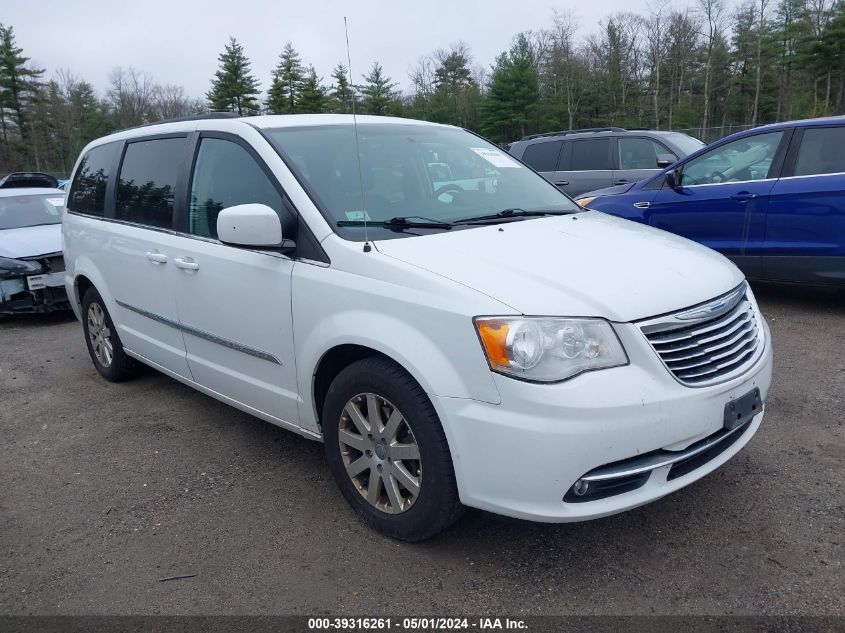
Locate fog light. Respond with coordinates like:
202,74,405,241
572,479,590,496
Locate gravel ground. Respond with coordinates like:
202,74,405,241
0,282,842,616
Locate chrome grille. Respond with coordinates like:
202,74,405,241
638,283,764,387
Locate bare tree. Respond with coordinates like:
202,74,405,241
408,55,435,118
548,10,587,129
751,0,770,124
152,84,205,120
697,0,727,134
665,10,700,128
646,0,670,128
107,67,156,128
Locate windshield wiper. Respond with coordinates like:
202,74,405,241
451,208,576,225
337,216,453,230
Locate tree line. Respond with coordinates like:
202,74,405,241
1,0,844,175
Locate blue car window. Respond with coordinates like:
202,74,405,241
794,127,845,177
680,131,783,186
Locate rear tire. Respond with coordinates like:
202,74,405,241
81,287,141,382
322,356,463,541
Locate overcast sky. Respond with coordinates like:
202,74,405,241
5,0,650,99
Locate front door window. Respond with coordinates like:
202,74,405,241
680,132,784,186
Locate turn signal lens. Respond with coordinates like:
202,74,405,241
476,319,510,368
474,316,628,382
576,197,595,208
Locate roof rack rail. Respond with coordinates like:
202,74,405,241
124,111,241,131
520,127,627,141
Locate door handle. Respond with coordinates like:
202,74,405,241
614,179,631,185
145,250,167,264
555,181,569,186
173,256,200,271
633,201,652,209
731,192,759,201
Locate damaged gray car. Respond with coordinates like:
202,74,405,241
0,188,70,314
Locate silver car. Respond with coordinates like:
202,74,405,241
508,127,704,197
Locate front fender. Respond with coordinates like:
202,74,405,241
292,260,506,432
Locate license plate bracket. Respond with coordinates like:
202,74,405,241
724,387,762,431
26,274,46,290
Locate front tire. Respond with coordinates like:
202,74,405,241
322,356,463,541
81,287,141,382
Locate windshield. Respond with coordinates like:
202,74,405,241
663,132,706,156
0,193,64,230
265,124,580,240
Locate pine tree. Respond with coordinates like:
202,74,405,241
298,66,326,113
806,0,845,113
481,34,540,143
430,46,479,126
206,37,260,115
329,63,355,113
267,42,304,114
0,24,44,147
360,62,398,115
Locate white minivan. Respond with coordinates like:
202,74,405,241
63,114,772,540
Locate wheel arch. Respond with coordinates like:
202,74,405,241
74,274,95,310
69,257,116,316
312,344,420,431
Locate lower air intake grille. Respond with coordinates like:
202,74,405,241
638,283,764,387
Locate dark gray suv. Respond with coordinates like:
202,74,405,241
508,127,704,197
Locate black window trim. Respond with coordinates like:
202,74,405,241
556,141,572,171
182,130,329,264
113,132,191,230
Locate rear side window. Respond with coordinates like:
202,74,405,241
521,141,563,172
570,138,610,171
189,138,286,239
68,142,119,216
116,137,187,229
794,127,845,177
618,138,674,170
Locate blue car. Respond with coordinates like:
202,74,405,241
576,116,845,286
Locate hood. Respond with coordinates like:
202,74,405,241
579,182,637,199
0,224,63,259
374,212,744,322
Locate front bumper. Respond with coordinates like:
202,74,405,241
0,271,69,314
431,319,773,522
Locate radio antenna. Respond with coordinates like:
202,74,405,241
344,17,370,252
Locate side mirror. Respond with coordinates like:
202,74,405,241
656,154,676,168
665,169,682,190
217,203,295,252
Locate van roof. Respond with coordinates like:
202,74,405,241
76,113,450,157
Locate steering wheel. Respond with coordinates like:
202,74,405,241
433,184,464,198
710,170,729,184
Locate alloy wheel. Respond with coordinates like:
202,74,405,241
87,302,113,367
338,393,422,514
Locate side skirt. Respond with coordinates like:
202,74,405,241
123,348,323,442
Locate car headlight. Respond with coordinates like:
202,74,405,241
0,256,42,276
474,317,628,382
576,196,595,208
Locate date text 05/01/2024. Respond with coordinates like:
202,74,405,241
307,617,528,630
